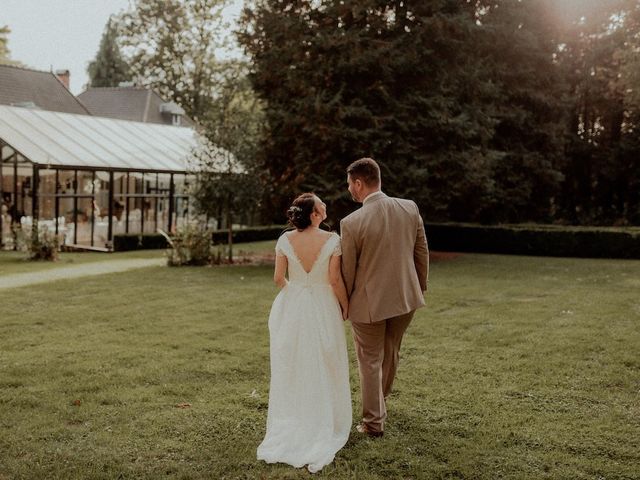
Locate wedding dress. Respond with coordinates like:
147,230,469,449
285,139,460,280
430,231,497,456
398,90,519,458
257,232,352,473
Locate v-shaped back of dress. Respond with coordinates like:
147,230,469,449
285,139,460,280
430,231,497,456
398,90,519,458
277,233,341,286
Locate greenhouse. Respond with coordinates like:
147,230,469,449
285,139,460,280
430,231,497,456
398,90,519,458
0,105,202,251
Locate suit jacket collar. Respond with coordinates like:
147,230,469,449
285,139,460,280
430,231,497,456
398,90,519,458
363,191,387,205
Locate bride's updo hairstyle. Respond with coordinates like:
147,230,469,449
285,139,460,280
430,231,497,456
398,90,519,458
287,193,316,231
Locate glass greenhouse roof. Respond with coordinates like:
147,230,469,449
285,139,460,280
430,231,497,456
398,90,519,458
0,105,201,172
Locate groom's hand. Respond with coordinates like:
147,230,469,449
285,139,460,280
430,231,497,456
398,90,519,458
342,304,349,321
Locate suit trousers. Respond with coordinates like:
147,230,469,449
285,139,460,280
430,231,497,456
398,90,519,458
350,310,415,433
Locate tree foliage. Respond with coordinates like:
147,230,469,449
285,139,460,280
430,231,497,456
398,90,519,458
87,17,132,88
240,0,568,225
0,25,20,66
190,62,265,261
115,0,640,226
239,0,640,226
118,0,228,123
118,0,265,239
470,0,568,222
556,0,640,224
0,26,10,63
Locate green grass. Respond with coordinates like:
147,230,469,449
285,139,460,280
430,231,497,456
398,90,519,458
231,240,277,256
0,253,638,479
0,249,165,275
0,241,278,276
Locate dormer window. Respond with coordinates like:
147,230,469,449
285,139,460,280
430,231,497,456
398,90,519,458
160,102,185,126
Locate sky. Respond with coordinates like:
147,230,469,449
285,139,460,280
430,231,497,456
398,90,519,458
1,0,244,94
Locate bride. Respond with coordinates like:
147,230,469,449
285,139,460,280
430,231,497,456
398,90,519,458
257,193,352,473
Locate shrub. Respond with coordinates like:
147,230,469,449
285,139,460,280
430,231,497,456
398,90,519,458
15,222,62,261
159,225,214,266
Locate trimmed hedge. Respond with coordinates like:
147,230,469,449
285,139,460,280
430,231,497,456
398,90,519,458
113,223,640,258
113,234,169,252
113,226,287,251
424,222,640,259
211,225,287,244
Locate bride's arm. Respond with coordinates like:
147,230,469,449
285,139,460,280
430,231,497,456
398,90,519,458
329,255,349,320
273,255,288,288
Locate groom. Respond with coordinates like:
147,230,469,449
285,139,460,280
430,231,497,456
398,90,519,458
340,157,429,437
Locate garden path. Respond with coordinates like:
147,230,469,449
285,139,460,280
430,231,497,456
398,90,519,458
0,258,165,290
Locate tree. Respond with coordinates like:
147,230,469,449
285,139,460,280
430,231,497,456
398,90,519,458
240,0,499,224
612,0,640,223
472,0,567,222
241,0,640,226
191,61,265,262
87,17,132,88
118,0,266,252
556,0,640,224
118,0,229,123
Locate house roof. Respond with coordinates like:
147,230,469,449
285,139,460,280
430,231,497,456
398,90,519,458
77,86,194,126
0,105,200,172
0,64,91,115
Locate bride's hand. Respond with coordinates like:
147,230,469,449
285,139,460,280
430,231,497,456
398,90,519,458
342,304,349,321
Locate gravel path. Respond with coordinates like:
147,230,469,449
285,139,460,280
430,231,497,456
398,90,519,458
0,258,165,290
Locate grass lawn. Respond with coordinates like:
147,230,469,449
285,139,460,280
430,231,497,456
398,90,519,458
0,249,166,276
0,241,277,276
231,240,278,257
0,252,638,479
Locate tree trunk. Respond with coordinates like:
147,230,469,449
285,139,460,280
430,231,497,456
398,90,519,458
226,194,233,263
608,98,624,146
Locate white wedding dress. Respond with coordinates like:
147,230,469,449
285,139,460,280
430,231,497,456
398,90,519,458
257,232,352,473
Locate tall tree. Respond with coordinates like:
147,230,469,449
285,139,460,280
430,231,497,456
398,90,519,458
191,61,265,261
240,0,499,224
118,0,229,123
618,1,640,111
240,0,640,226
472,0,567,222
556,0,640,224
612,0,640,223
118,0,266,230
87,17,132,88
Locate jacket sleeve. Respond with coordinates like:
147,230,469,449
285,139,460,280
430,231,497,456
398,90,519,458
340,219,357,297
413,204,429,293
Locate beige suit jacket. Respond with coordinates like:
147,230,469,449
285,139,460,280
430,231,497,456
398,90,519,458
340,191,429,324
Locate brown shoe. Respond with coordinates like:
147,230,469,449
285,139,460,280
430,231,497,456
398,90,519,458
356,423,384,438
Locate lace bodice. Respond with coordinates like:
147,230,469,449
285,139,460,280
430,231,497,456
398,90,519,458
276,232,342,286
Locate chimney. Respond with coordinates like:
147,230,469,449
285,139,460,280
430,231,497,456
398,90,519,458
55,69,70,90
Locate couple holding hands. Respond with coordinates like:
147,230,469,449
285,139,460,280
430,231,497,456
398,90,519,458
257,157,429,473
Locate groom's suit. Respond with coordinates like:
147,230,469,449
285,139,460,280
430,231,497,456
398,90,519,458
340,191,428,433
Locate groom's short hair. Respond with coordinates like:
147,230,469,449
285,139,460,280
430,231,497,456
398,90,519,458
347,158,380,186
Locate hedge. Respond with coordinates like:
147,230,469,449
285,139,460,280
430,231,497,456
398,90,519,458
113,223,640,258
113,226,287,252
424,223,640,259
211,225,287,244
113,233,169,252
